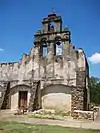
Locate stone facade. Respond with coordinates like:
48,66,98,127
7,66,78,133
0,12,89,113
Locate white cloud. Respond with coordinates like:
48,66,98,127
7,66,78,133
0,48,4,52
88,52,100,64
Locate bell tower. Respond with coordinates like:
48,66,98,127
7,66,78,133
33,11,72,79
34,11,71,58
42,11,62,33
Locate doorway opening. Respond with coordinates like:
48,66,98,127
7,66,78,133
19,91,28,109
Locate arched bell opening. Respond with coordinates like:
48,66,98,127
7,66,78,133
48,21,55,32
42,43,47,57
54,36,63,56
40,39,48,57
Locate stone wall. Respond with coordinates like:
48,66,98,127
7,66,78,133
71,87,84,111
0,35,87,90
41,84,71,112
0,47,41,83
72,110,94,120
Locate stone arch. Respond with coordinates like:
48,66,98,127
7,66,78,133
62,33,71,43
63,33,69,39
41,84,71,112
48,21,55,32
41,38,47,42
55,36,62,41
10,84,31,95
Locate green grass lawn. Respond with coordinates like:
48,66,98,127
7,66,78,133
0,121,100,133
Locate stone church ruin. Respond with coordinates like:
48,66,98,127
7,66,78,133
0,12,90,115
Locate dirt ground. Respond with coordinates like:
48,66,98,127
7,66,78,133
0,109,100,130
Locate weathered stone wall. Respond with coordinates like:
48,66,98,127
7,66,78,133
0,47,41,83
0,36,87,89
38,34,77,85
71,87,84,111
76,48,89,110
0,63,19,81
41,84,71,112
72,110,94,120
28,81,40,112
63,42,76,86
0,43,88,111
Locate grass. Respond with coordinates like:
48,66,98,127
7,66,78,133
0,121,100,133
28,113,63,120
27,109,71,120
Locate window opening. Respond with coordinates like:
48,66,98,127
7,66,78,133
42,43,47,57
48,21,55,31
55,38,62,55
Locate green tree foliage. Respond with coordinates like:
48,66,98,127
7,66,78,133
89,77,100,105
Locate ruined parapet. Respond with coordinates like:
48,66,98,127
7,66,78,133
29,48,34,59
32,44,40,80
77,48,86,69
75,48,89,111
76,48,86,88
63,42,77,86
21,53,29,64
0,62,19,81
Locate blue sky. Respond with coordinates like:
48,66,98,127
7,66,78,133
0,0,100,77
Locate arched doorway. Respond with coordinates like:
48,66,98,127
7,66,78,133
10,84,31,110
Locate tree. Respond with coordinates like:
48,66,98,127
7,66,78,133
89,76,100,105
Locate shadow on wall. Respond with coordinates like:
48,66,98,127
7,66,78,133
41,84,71,96
0,85,6,109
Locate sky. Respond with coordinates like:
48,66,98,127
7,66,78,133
0,0,100,78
